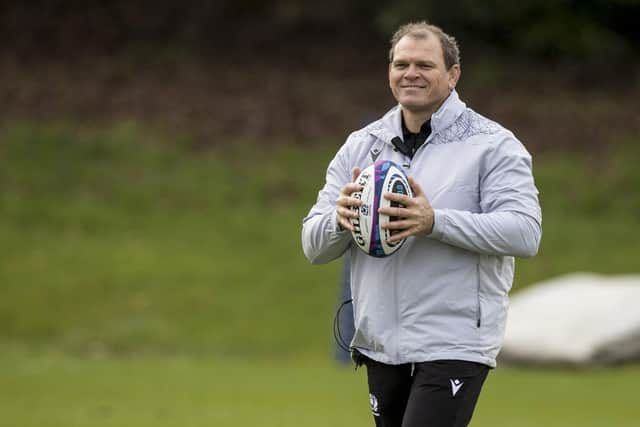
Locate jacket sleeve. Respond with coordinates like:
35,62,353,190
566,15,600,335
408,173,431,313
301,143,354,264
429,136,542,258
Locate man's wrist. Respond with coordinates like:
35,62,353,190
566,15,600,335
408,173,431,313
429,209,445,240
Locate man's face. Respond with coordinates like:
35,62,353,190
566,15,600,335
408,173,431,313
389,34,460,116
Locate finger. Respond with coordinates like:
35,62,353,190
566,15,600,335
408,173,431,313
340,182,363,197
337,196,363,209
383,191,413,205
338,216,355,232
337,205,360,219
351,167,362,183
408,177,425,198
380,219,412,230
378,206,410,217
387,228,415,242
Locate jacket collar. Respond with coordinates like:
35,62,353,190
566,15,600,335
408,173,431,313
369,89,466,145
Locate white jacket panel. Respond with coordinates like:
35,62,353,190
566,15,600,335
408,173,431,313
301,90,542,367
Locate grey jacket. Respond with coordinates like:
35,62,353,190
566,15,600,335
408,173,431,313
302,90,542,367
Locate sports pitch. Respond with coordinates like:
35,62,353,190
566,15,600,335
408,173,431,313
2,350,639,427
1,124,639,426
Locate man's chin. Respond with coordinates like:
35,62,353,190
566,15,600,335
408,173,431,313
399,101,431,114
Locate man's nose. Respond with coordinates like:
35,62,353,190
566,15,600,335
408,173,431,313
404,64,418,78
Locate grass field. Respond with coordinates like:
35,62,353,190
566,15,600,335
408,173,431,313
2,350,639,427
1,123,639,426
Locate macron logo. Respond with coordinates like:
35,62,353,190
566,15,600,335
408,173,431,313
370,148,381,162
450,378,464,397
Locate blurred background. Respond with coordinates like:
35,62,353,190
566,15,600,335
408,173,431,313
1,1,639,426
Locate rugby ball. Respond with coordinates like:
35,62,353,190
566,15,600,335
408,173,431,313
350,160,413,258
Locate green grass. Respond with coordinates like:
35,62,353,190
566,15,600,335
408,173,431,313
0,350,368,427
1,123,639,426
0,124,341,357
1,350,638,427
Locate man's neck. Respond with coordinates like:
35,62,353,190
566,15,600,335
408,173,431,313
402,110,432,133
401,91,453,132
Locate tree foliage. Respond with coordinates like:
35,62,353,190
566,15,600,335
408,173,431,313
374,0,639,61
1,0,638,61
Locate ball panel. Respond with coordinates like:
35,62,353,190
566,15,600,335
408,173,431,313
351,168,372,253
368,161,389,257
379,171,411,255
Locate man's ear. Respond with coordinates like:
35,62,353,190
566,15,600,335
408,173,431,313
448,64,461,90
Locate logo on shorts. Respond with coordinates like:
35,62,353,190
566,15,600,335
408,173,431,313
369,393,380,416
450,378,464,397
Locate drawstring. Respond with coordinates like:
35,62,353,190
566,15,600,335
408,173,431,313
411,363,415,377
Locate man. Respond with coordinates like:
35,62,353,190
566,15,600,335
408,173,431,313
302,21,541,427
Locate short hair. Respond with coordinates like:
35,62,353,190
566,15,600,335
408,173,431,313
389,21,461,70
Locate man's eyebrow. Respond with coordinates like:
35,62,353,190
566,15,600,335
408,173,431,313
392,59,436,65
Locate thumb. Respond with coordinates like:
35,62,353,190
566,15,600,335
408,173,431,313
351,167,362,182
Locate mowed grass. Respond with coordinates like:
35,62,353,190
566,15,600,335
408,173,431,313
0,124,341,357
1,123,640,426
1,350,639,427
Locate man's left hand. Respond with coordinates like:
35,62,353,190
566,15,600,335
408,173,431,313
379,177,434,242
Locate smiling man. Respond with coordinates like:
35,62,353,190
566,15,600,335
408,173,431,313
388,27,460,133
302,22,542,427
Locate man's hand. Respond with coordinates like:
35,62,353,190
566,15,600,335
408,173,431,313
335,167,362,231
379,177,434,241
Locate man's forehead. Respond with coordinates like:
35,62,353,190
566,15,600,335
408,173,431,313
393,34,444,61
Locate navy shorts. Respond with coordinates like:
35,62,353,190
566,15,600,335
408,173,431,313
360,354,490,427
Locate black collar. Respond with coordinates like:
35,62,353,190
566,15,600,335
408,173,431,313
402,117,432,139
393,116,431,159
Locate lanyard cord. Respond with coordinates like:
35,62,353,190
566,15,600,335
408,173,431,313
333,298,353,353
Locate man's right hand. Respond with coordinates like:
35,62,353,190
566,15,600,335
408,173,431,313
335,167,362,232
